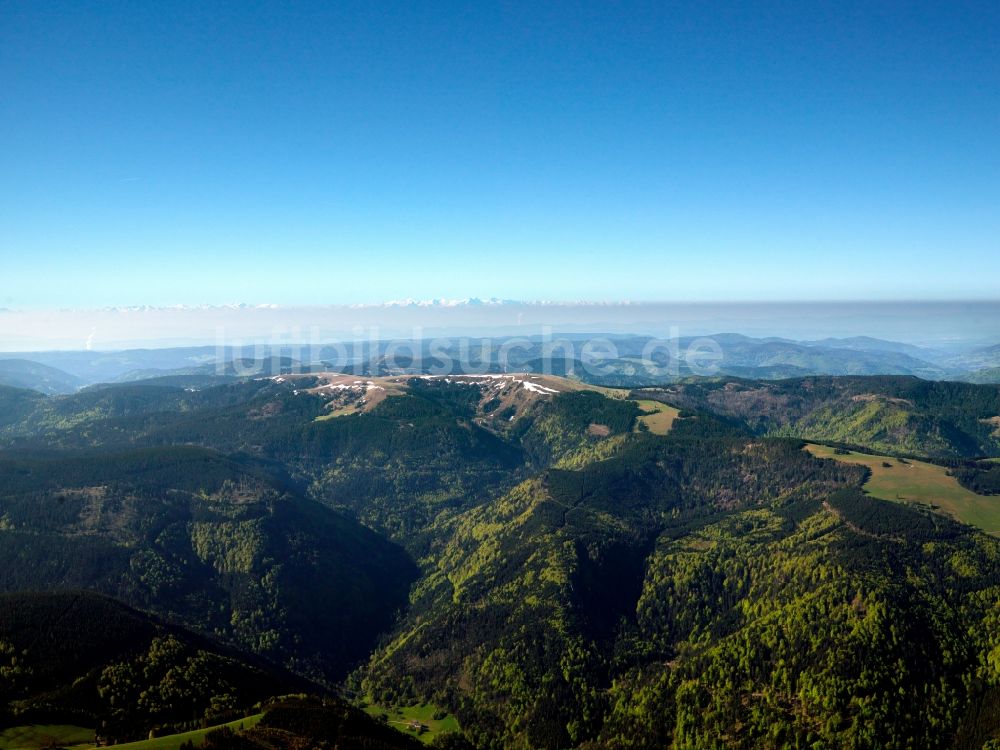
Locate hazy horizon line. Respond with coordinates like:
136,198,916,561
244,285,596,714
2,300,998,353
4,297,1000,315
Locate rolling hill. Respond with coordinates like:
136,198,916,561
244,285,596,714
0,591,307,741
355,410,1000,749
0,360,82,395
638,375,1000,458
0,446,418,683
0,593,427,750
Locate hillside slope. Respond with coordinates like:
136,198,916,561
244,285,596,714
5,374,1000,747
356,417,1000,749
639,376,1000,457
0,360,83,395
0,447,418,683
0,591,307,741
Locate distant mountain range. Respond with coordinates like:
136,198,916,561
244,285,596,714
3,333,999,394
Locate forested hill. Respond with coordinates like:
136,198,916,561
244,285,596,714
2,373,1000,748
0,590,307,740
355,418,1000,749
0,445,418,684
637,375,1000,458
0,592,423,750
0,360,83,396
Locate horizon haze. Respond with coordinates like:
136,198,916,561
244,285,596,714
1,299,999,352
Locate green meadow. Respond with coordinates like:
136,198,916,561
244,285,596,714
82,715,262,750
633,399,680,435
0,725,94,750
362,702,460,744
806,443,1000,535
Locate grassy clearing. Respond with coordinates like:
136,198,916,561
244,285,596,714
0,725,94,750
582,384,631,399
634,400,680,435
77,715,263,750
362,702,460,744
805,443,1000,535
314,404,361,420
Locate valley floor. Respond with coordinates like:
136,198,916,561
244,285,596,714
361,702,460,744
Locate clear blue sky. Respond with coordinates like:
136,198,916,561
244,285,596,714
1,0,998,308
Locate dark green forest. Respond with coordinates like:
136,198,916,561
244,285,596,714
2,373,1000,748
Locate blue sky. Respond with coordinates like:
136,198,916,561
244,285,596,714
1,0,998,308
